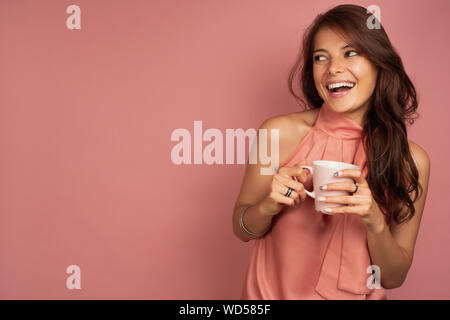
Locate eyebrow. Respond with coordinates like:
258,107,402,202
313,45,353,54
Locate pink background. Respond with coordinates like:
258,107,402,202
0,0,448,299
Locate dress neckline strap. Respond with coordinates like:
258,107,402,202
314,103,364,140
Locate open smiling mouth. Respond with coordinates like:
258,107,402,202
327,82,356,98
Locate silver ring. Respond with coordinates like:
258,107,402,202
285,187,293,198
352,182,359,194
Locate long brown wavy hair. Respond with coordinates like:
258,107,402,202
288,4,422,225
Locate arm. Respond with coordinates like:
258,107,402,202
234,203,274,242
232,114,308,242
366,141,430,289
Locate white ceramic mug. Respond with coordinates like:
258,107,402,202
299,160,360,214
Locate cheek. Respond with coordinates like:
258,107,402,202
350,61,377,91
313,65,326,87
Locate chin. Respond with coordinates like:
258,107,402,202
324,101,353,113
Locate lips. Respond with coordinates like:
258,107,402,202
326,82,356,99
325,80,356,88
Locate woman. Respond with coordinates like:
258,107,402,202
232,4,430,300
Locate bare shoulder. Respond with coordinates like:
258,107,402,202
260,108,320,137
290,108,321,128
408,140,431,173
259,108,320,167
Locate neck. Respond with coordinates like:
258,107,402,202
339,100,371,127
341,108,367,127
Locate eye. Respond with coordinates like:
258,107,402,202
346,50,359,57
313,55,327,62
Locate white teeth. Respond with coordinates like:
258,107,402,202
327,82,355,90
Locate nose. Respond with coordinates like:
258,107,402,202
328,56,345,75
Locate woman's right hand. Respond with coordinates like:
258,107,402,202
259,161,309,217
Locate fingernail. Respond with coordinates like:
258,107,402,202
334,171,342,176
318,196,326,202
323,208,333,213
320,185,327,190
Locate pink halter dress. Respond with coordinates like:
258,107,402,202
241,103,387,300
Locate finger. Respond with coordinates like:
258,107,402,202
320,181,357,193
279,174,307,202
318,195,359,205
294,161,310,183
274,184,300,206
322,205,365,215
274,174,305,193
271,191,295,206
298,188,307,202
299,168,308,183
278,163,308,183
294,159,308,167
334,169,365,184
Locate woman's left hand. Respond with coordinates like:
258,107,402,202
318,169,386,233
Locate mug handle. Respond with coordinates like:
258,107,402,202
299,165,315,199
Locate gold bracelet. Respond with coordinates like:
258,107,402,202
239,204,270,238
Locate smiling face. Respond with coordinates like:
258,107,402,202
312,27,379,125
